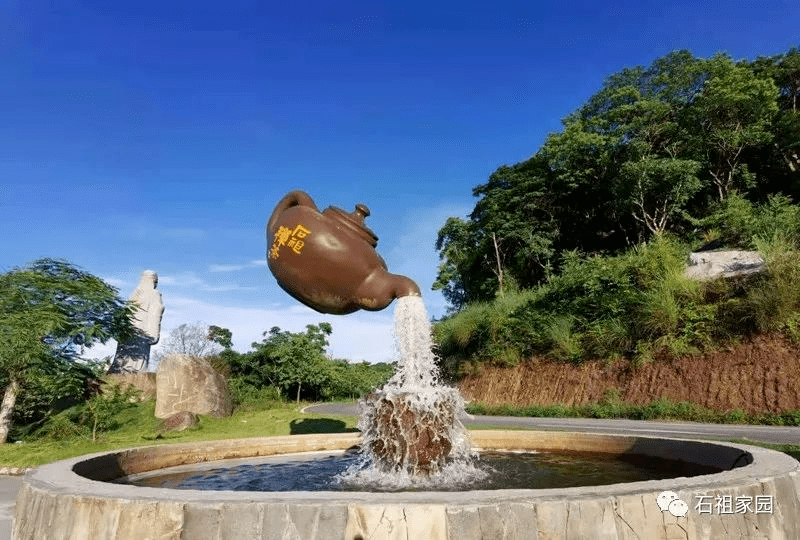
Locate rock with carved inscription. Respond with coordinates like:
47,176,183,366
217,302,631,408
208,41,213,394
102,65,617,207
155,353,232,419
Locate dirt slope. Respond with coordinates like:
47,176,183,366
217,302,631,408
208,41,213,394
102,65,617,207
458,333,800,414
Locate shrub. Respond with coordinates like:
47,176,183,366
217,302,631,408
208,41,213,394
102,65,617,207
469,400,800,426
627,235,690,290
27,381,141,442
752,195,800,247
84,383,142,441
539,251,638,321
35,409,90,441
701,192,800,250
545,315,583,362
583,318,632,359
433,209,800,372
785,313,800,343
228,377,282,411
725,409,747,423
632,341,655,367
700,192,757,248
433,289,540,363
750,234,800,330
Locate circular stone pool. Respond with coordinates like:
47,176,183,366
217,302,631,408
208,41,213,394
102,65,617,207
13,430,800,540
115,449,724,493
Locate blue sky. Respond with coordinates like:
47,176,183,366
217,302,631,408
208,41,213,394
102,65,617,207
2,1,798,364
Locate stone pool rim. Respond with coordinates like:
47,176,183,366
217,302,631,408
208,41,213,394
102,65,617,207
14,430,800,540
22,431,773,500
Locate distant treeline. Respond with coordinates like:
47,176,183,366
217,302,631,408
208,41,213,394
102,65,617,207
212,323,394,405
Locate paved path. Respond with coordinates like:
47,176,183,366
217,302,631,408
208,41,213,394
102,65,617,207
304,402,800,445
0,476,22,540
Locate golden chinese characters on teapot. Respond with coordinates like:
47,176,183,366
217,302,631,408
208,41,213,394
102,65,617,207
269,224,312,259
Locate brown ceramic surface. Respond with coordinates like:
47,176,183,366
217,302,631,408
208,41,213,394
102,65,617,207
266,190,420,314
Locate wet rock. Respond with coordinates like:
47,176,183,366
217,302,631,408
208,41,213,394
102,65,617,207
367,392,455,475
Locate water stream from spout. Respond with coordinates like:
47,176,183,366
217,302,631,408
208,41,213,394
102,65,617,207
336,295,487,489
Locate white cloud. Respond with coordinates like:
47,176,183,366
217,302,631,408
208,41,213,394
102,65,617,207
201,284,258,292
101,276,130,289
87,295,397,364
157,273,206,287
208,264,248,272
208,260,267,272
157,272,256,292
84,340,117,362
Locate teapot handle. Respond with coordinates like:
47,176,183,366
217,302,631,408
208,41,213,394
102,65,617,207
267,191,319,233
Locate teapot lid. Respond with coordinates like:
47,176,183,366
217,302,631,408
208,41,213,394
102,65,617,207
325,203,379,247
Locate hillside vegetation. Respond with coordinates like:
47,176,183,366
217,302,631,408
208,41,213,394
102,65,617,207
432,48,800,376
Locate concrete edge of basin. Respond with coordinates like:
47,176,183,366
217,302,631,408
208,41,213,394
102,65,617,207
13,430,800,540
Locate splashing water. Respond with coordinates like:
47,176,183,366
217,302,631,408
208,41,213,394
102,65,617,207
337,295,486,489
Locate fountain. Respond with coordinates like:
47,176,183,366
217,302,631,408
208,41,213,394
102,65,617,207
265,191,483,485
13,431,800,539
348,295,477,483
13,192,800,539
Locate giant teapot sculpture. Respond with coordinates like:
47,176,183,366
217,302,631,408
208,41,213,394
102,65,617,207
267,190,420,314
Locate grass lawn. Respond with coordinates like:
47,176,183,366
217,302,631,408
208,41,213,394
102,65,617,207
2,399,798,469
0,400,358,469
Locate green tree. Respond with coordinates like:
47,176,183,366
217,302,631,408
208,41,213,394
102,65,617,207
470,156,558,292
433,217,481,309
84,383,140,441
324,360,395,400
0,258,133,443
585,82,701,238
434,156,561,306
539,119,620,247
620,156,701,234
688,54,779,200
207,325,233,350
750,48,800,195
433,48,795,311
243,323,333,403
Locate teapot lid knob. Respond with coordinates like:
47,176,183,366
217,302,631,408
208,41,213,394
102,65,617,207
354,203,370,220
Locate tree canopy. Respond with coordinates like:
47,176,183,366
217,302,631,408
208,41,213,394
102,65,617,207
0,258,133,442
223,322,392,403
434,49,800,309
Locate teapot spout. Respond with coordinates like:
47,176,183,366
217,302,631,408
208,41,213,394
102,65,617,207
390,274,421,299
356,272,421,311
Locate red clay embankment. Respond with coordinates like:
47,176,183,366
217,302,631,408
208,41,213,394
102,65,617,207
458,333,800,414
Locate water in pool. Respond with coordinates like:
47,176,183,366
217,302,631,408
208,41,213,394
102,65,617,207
116,449,720,492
